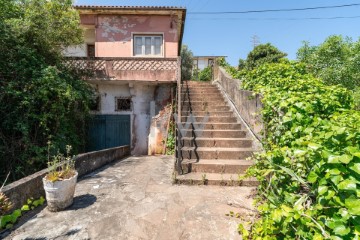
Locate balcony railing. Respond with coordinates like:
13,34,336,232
64,57,179,82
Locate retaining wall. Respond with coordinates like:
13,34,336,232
214,66,264,140
3,145,130,209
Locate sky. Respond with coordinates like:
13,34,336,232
75,0,360,65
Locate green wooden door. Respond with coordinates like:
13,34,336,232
87,115,131,151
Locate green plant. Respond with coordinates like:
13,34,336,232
0,0,93,184
245,43,287,70
225,60,360,239
353,87,360,110
198,66,212,81
166,120,175,155
297,35,360,90
0,196,45,230
201,173,207,185
46,144,76,182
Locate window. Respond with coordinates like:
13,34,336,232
133,35,163,56
115,97,132,111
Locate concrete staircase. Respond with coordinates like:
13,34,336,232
176,81,259,186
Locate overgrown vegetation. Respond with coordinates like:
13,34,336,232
198,66,213,81
225,59,360,239
297,35,360,109
0,0,94,184
238,43,287,70
166,120,175,155
181,45,194,81
1,196,45,230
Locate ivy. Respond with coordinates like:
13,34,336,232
230,61,360,239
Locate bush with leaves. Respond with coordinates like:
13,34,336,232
297,35,360,90
0,0,94,183
198,66,212,81
244,43,287,70
228,61,360,239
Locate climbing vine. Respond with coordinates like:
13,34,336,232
228,61,360,239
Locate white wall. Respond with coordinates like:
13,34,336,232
93,83,156,155
63,29,95,57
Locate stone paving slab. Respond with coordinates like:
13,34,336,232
4,155,256,240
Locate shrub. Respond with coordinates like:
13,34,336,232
230,61,360,239
198,66,212,81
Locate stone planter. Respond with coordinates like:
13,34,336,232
42,171,78,212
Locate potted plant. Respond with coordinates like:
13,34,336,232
43,144,78,212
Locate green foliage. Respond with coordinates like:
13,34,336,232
245,43,287,70
181,45,194,81
166,120,175,155
297,35,360,90
227,61,360,239
46,144,76,182
238,59,246,70
1,196,45,230
0,0,93,183
216,57,238,77
198,66,212,81
354,87,360,111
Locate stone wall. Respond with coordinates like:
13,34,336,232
214,66,264,140
2,145,130,209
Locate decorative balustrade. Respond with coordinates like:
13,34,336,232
64,57,179,82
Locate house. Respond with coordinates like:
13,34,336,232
64,5,186,155
193,56,226,71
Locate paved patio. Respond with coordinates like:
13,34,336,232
4,155,256,240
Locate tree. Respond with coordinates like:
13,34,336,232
180,45,193,81
0,0,93,183
297,35,360,90
238,59,246,70
245,43,287,70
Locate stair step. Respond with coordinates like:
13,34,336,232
180,116,237,123
182,101,227,108
181,147,254,159
183,97,225,102
175,172,259,186
182,105,230,111
181,93,222,97
181,137,252,148
181,159,254,174
182,122,245,131
181,111,233,117
181,129,246,138
181,86,219,93
184,82,213,85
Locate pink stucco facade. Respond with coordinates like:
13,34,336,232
80,14,179,58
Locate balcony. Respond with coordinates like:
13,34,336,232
64,57,180,82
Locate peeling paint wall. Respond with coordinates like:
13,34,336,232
91,82,173,155
95,15,178,58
